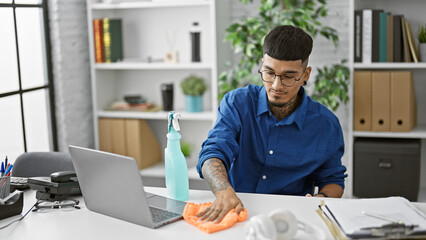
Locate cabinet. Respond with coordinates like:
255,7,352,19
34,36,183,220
348,0,426,200
86,0,228,184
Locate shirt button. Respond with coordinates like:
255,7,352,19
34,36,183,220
262,175,267,180
269,150,273,155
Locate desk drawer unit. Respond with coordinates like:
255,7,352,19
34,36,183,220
354,138,421,201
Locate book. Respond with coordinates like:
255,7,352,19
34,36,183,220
379,12,388,62
371,10,383,62
103,18,123,63
401,17,412,62
362,9,383,63
393,15,403,62
386,14,393,62
405,19,420,63
354,10,363,62
93,19,104,63
362,9,372,63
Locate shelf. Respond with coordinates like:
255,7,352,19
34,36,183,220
354,62,426,69
92,0,211,10
95,62,213,70
353,125,426,138
140,162,200,180
97,110,215,121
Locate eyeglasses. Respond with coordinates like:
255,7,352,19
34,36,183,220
32,199,80,213
258,65,306,87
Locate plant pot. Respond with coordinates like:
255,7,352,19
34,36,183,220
185,95,203,112
420,43,426,62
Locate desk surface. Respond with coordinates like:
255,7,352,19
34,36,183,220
1,188,426,240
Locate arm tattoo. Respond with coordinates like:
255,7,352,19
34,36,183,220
202,158,230,194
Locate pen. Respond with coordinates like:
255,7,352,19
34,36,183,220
0,162,4,177
4,156,7,169
362,211,403,224
4,164,13,176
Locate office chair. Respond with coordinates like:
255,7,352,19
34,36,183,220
12,152,75,177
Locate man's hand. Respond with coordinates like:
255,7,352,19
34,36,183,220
198,158,244,223
196,187,244,223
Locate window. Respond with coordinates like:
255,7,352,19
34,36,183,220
0,0,57,163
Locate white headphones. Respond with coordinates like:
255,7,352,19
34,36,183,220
245,209,313,240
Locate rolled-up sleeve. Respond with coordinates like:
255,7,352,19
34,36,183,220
311,118,347,190
197,92,242,178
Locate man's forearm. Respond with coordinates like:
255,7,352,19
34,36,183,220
201,158,232,195
318,184,343,198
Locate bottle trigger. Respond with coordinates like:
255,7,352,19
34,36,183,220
172,113,181,131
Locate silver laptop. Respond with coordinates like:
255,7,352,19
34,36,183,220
68,145,187,228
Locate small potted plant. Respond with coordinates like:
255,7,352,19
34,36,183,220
180,75,207,112
418,24,426,62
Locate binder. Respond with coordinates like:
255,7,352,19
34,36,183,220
390,71,417,132
372,72,391,131
353,71,372,131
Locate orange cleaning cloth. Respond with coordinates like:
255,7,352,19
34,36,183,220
183,202,248,234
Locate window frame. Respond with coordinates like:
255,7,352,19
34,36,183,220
0,0,58,151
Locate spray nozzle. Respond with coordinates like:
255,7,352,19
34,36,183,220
168,112,181,132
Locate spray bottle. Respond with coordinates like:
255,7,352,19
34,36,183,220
165,112,189,201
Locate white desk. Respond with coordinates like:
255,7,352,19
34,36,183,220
1,188,426,240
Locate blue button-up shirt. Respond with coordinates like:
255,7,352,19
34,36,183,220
197,85,347,196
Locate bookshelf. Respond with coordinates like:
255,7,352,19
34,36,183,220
86,0,229,184
348,0,426,200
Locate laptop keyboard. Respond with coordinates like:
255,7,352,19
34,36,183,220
149,206,181,223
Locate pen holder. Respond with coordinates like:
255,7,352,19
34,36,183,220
0,191,24,220
0,176,10,199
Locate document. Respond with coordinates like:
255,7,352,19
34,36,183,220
323,197,426,238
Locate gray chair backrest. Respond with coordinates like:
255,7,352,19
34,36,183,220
12,152,75,177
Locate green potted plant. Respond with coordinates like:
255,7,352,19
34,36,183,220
311,60,350,111
418,24,426,62
181,75,207,112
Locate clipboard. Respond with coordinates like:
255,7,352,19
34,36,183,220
316,197,426,239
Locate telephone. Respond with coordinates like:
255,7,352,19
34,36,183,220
28,171,81,201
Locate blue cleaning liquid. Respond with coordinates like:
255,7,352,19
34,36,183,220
165,127,189,201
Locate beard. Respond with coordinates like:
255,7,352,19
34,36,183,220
268,100,289,108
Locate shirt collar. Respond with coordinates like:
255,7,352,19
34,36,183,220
257,86,308,130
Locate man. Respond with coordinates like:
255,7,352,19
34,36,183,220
196,25,347,222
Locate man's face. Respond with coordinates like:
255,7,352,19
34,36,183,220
261,54,311,107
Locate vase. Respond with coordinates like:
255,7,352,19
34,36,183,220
420,43,426,62
185,95,203,112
